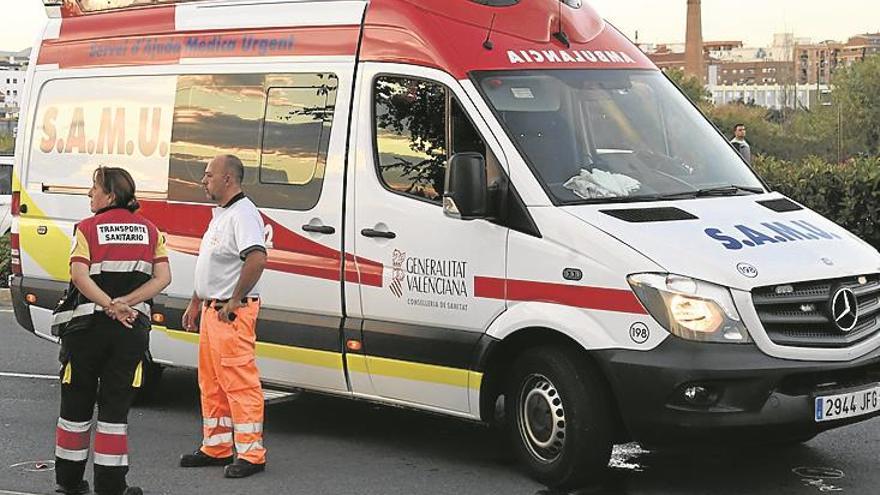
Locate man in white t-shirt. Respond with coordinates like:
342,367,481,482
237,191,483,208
179,154,268,479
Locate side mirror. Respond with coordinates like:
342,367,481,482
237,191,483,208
443,152,488,220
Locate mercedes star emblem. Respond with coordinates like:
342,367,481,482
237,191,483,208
830,287,859,333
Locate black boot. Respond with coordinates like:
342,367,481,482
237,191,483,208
55,480,90,495
179,449,234,467
122,486,143,495
223,459,265,478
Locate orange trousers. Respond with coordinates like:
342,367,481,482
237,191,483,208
198,301,266,465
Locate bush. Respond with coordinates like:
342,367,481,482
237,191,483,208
0,233,9,288
0,133,13,156
754,155,880,249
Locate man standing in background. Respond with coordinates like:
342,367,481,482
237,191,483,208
731,124,752,164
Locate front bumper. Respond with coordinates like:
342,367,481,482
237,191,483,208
594,337,880,445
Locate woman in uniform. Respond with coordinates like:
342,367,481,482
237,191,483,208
52,167,171,495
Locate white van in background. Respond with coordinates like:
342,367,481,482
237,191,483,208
0,155,12,235
10,0,880,488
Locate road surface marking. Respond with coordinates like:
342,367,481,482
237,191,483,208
0,372,58,380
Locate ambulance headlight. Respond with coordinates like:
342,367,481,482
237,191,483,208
627,274,751,344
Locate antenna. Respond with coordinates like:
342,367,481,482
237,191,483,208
483,14,497,50
553,0,570,48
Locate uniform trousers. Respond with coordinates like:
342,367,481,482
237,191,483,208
197,300,266,464
56,315,149,495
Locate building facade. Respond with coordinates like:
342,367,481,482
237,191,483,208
0,64,26,118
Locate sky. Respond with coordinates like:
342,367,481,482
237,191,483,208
1,0,878,51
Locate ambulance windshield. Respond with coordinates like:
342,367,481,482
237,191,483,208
475,69,764,204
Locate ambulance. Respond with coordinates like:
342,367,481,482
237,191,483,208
11,0,880,487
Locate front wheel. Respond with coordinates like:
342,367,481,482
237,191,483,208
506,346,613,489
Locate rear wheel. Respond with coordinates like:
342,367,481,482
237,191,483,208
505,346,613,489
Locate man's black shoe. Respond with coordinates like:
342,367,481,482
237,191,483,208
122,487,143,495
223,459,265,478
179,450,234,467
55,480,90,495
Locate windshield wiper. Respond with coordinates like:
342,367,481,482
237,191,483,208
567,194,666,205
659,185,765,199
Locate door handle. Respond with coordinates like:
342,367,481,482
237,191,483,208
361,228,396,239
301,224,336,235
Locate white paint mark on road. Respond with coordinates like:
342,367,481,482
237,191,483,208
9,460,55,472
793,466,846,492
0,372,58,380
609,442,647,471
0,490,47,495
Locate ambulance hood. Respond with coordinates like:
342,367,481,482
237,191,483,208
562,193,880,291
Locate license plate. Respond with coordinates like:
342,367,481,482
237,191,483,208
815,384,880,422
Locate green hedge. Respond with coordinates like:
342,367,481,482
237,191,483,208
0,233,9,288
754,155,880,249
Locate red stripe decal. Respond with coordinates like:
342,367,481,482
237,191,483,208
94,432,128,456
59,6,177,42
56,427,90,451
475,277,647,315
139,200,383,287
40,26,360,68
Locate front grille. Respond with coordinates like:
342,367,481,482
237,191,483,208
752,274,880,348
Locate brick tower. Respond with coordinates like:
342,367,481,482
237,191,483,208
685,0,704,80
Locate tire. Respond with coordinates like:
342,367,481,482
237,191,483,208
505,346,613,489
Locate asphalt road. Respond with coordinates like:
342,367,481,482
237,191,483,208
2,308,879,495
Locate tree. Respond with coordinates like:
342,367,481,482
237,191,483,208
665,69,711,105
832,54,880,156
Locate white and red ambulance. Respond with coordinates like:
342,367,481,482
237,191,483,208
11,0,880,487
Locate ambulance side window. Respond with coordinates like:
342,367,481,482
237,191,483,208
373,75,499,205
168,73,338,210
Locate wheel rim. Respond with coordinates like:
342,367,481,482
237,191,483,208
517,373,566,464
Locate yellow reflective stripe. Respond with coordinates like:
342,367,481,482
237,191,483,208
362,355,481,390
18,183,73,281
71,228,90,263
152,327,482,391
154,326,343,369
469,371,483,391
62,362,72,384
132,361,143,388
346,354,368,374
155,233,168,259
256,341,341,369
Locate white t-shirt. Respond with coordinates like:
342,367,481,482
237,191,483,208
194,194,266,300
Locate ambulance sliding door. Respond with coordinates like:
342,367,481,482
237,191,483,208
349,64,509,414
161,68,354,393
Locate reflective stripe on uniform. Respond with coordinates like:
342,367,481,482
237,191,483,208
233,422,263,434
202,432,233,447
234,440,264,453
203,417,233,428
56,418,91,453
132,361,143,388
56,445,89,462
52,303,98,325
89,260,153,275
58,418,92,433
93,453,129,466
94,422,128,459
96,421,127,435
61,362,72,384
